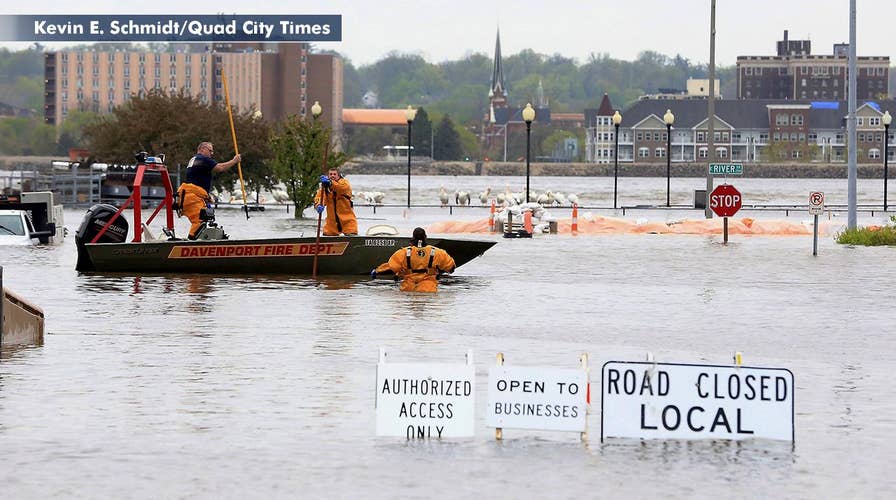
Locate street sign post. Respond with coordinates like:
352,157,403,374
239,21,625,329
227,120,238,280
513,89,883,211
809,192,825,256
709,163,743,175
710,184,742,243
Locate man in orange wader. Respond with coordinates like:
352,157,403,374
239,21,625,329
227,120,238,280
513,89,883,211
371,227,456,292
176,142,241,239
313,167,358,236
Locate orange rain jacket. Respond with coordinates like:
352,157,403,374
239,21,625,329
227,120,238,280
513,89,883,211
176,183,211,238
314,178,358,236
375,244,456,292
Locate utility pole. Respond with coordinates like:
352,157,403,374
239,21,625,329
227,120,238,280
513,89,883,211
705,0,717,219
847,0,858,229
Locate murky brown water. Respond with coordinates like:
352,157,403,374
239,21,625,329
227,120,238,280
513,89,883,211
1,176,894,498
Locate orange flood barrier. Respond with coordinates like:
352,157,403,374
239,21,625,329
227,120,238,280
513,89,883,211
427,215,837,236
571,204,578,235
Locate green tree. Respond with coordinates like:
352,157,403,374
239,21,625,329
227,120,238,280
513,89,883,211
411,107,432,158
83,89,271,194
269,114,348,218
433,115,463,160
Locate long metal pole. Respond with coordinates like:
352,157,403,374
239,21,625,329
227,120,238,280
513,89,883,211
407,120,412,209
614,123,620,209
705,0,716,219
885,123,890,211
847,0,857,229
666,123,672,207
526,122,532,203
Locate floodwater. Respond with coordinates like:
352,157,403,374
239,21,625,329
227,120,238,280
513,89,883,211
1,175,895,498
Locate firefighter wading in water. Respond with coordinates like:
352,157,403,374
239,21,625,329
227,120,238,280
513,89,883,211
372,227,456,292
177,141,241,239
313,167,358,236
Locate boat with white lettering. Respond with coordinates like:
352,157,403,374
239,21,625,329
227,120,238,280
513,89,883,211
74,155,495,275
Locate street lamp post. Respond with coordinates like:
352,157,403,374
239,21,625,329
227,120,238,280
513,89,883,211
663,109,674,207
522,103,536,203
884,110,892,211
405,105,416,209
612,110,622,209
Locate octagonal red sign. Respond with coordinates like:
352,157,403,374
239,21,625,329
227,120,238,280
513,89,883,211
710,184,742,217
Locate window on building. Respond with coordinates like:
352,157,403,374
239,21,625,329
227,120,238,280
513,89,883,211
636,132,643,141
808,133,818,142
699,147,708,158
722,132,729,141
869,148,881,159
697,131,705,142
655,148,666,158
716,147,727,158
790,133,798,142
792,150,802,159
124,80,130,90
857,117,864,126
61,91,67,102
745,67,753,76
773,132,781,141
799,133,806,142
154,53,160,63
759,133,769,143
714,132,721,142
777,150,788,159
869,117,881,126
836,134,844,142
776,114,789,126
858,133,866,142
638,147,649,158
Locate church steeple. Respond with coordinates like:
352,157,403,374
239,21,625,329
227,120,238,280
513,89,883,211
489,28,507,106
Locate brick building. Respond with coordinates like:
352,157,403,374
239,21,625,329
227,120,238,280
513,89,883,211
43,43,342,135
736,30,889,100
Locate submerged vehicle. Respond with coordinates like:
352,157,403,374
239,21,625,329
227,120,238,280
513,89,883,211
75,154,495,275
0,192,65,245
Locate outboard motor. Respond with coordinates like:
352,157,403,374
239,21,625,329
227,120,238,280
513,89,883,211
75,204,129,271
192,206,227,240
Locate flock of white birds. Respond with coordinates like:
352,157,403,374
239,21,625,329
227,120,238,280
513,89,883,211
438,186,580,207
211,185,579,208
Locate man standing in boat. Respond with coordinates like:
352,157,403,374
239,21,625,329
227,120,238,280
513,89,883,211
313,167,358,236
371,227,455,292
177,142,241,239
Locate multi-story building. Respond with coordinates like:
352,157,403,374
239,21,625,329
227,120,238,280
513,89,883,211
585,98,895,165
736,30,889,100
43,43,342,135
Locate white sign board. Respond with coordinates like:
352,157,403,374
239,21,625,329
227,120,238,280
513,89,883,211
809,191,825,215
601,361,794,441
376,360,475,438
486,366,588,432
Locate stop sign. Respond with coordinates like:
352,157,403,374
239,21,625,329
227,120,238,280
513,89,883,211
710,184,742,217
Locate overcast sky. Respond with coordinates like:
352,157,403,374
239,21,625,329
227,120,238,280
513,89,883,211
2,0,894,67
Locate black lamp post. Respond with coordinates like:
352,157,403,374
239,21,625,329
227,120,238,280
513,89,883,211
612,110,622,209
522,103,535,203
884,110,892,211
405,105,416,209
663,109,675,207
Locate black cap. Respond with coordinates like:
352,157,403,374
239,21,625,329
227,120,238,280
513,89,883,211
411,227,427,246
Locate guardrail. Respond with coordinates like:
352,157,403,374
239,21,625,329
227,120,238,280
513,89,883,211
212,201,892,217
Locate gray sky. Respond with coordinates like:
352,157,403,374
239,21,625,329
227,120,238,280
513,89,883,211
3,0,894,67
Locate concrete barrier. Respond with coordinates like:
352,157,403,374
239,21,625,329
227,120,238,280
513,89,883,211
1,267,45,347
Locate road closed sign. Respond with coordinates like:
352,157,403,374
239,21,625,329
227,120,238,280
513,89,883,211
376,357,476,439
486,365,588,432
601,361,794,442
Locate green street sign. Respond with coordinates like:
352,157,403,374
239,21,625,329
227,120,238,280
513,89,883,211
709,163,743,175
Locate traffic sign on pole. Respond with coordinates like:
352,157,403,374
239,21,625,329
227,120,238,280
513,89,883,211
709,163,743,175
709,184,742,218
808,191,825,215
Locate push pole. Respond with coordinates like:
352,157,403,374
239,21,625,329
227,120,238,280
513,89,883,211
221,68,250,219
